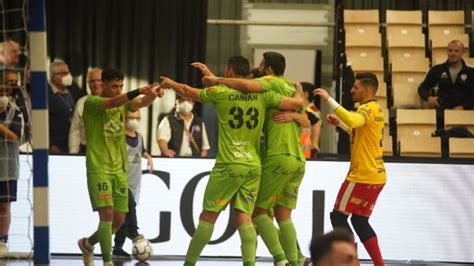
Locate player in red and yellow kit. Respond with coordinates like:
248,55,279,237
314,72,386,266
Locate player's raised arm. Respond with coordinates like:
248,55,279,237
313,88,366,128
191,62,216,77
101,84,159,111
204,75,263,92
160,76,201,102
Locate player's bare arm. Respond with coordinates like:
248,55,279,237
278,96,305,111
314,88,365,128
204,76,263,92
159,76,201,102
130,84,162,111
272,111,310,128
191,62,216,77
100,84,160,111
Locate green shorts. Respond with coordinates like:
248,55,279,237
256,155,305,212
203,164,261,214
87,172,129,212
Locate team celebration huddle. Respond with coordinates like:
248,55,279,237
76,51,386,266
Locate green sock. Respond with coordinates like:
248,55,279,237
279,219,298,266
253,214,286,262
238,223,257,265
184,220,214,265
88,221,113,262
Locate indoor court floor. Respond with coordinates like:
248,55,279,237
0,256,472,266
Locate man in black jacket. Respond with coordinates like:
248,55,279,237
418,40,474,128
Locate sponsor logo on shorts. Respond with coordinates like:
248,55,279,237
120,187,127,194
349,196,368,207
216,199,228,206
99,194,112,201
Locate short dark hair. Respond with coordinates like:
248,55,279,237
263,51,285,75
355,72,378,91
310,229,354,264
102,67,124,83
301,82,321,110
227,55,250,77
249,67,264,79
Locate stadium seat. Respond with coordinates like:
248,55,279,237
348,55,384,80
428,10,465,37
344,9,379,34
396,109,436,143
399,135,441,157
345,33,382,59
386,10,423,38
449,138,474,158
382,135,393,156
391,57,430,84
431,34,470,61
392,82,423,109
375,84,387,110
444,110,474,132
387,34,426,62
433,56,474,66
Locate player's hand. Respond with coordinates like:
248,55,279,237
139,85,158,97
147,157,154,172
202,75,218,86
163,149,176,158
453,105,464,110
313,88,330,101
155,87,165,97
191,62,215,77
272,111,296,123
159,76,177,89
326,114,340,126
427,96,440,108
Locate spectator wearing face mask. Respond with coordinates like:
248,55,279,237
157,95,210,157
48,61,76,154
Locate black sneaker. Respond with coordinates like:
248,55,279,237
112,248,131,260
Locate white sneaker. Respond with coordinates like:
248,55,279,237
275,259,289,266
77,237,95,266
298,256,313,266
0,241,8,258
103,261,114,266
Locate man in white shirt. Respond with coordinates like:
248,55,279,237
157,96,210,157
68,68,102,154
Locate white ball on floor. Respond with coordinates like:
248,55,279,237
132,239,153,262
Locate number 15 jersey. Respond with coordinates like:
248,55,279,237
200,85,283,167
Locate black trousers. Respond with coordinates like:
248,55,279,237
114,188,139,248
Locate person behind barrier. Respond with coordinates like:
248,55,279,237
418,40,474,128
157,95,210,158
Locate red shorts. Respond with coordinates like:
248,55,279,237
334,180,384,217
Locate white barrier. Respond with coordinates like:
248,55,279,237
10,156,474,262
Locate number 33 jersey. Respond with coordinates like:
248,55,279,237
200,85,283,167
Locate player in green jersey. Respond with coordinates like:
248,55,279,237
201,52,311,266
77,67,162,266
160,56,304,266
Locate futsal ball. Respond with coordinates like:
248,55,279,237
132,239,153,262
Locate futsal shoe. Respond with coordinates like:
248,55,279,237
112,247,131,260
299,256,313,266
77,237,95,266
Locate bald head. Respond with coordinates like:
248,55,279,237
0,40,20,67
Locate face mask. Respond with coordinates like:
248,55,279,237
0,96,9,109
126,119,140,131
176,101,193,114
61,74,73,87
